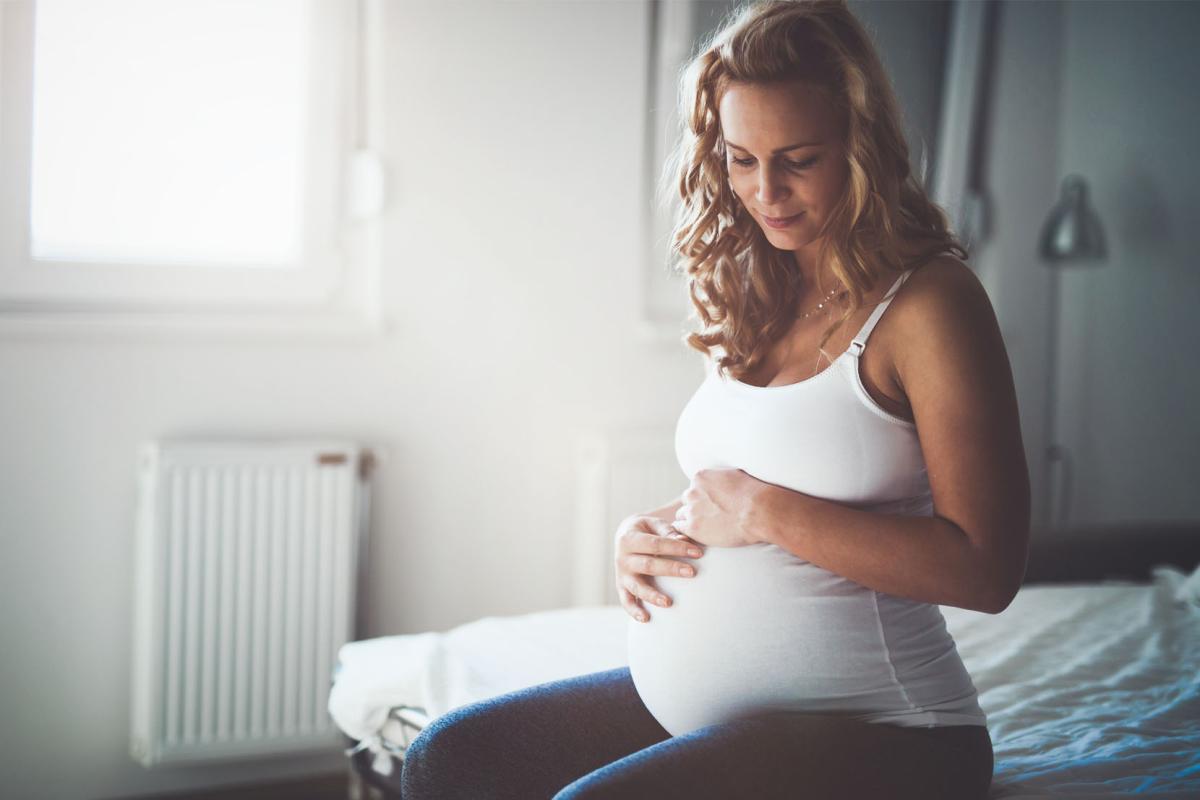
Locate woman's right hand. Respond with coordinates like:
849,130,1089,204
614,514,704,623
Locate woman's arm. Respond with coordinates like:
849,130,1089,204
754,491,1008,612
753,260,1031,614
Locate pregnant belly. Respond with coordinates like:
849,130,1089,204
626,543,897,737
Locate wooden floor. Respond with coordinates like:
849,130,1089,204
123,771,350,800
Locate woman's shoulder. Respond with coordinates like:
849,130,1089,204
891,253,987,325
886,253,1003,379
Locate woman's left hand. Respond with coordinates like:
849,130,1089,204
671,468,773,548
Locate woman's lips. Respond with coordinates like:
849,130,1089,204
762,212,804,229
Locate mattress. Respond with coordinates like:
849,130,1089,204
329,563,1200,798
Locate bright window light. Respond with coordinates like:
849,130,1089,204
29,0,310,267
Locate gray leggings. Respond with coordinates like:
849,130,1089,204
399,666,993,799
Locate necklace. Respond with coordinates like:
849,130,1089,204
797,284,847,320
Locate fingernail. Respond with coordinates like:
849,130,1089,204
681,565,694,576
688,548,702,557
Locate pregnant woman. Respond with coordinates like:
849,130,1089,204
401,1,1029,797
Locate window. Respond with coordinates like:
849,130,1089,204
0,0,386,337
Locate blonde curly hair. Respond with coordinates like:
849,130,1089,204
662,0,967,380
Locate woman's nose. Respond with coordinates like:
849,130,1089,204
754,164,788,206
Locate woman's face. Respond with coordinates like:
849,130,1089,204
718,80,849,256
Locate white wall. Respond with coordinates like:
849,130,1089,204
976,0,1200,531
0,3,701,798
1051,0,1200,527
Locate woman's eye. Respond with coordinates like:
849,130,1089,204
729,156,818,170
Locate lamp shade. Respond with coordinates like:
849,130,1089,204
1039,174,1107,262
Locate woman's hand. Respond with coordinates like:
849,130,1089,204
671,468,773,548
614,514,705,623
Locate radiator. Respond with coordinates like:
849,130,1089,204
572,427,685,607
130,439,373,766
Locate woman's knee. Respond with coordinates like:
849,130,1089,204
400,671,662,799
399,702,508,799
397,716,460,799
551,770,636,800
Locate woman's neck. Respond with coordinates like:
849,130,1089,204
792,237,935,293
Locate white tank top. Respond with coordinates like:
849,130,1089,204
627,268,987,737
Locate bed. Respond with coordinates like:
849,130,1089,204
328,523,1200,799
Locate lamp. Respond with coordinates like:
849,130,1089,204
1039,173,1107,533
1039,174,1107,263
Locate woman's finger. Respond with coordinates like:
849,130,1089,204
623,551,698,579
619,586,648,622
623,576,673,609
635,529,703,560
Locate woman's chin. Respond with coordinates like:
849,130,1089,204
765,230,813,250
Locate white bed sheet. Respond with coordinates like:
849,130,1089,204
329,564,1200,797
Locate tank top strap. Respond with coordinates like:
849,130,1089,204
847,269,914,357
